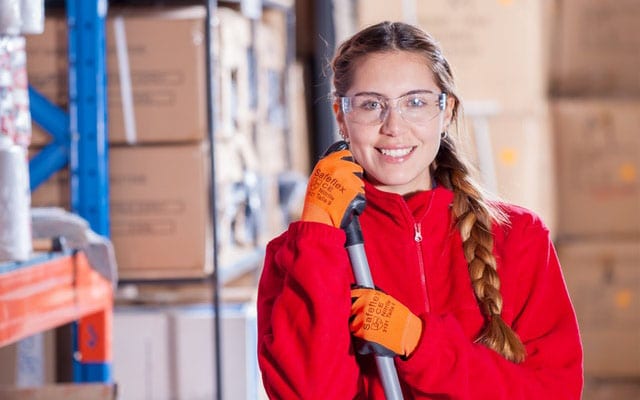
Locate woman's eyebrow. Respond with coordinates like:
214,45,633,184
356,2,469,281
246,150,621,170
351,89,438,98
351,91,385,97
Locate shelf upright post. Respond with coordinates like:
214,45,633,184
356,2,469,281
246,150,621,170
205,1,223,399
66,0,110,237
66,0,112,384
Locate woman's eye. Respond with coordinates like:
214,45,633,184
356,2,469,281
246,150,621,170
407,97,427,107
361,100,382,110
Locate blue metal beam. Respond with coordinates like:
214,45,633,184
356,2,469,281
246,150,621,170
29,141,69,190
28,86,71,190
28,86,70,143
66,0,109,237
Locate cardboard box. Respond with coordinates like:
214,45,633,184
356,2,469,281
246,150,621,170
583,378,640,400
110,143,212,279
0,384,116,400
26,6,208,145
169,303,259,400
113,303,260,400
0,332,56,386
355,0,549,114
466,107,556,236
558,239,640,377
552,99,640,238
113,308,171,400
551,0,640,96
30,141,264,281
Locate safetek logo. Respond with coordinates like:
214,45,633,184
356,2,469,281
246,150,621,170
313,169,346,194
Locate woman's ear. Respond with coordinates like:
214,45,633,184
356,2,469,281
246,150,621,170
444,96,455,128
333,100,343,123
333,100,347,136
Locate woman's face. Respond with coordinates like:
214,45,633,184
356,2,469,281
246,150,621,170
334,50,453,196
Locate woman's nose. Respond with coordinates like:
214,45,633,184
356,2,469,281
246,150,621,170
380,106,403,136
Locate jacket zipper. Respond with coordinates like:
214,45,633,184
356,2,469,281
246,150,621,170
414,223,423,242
414,222,430,313
400,191,437,314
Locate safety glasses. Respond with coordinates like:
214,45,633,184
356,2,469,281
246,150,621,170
340,91,447,125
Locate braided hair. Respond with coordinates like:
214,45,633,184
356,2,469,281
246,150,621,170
332,21,526,362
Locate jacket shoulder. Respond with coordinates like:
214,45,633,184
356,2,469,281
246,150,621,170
495,202,551,239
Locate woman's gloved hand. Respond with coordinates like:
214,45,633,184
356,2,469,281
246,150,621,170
350,287,423,358
301,148,365,229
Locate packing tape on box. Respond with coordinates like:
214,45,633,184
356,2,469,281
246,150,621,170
113,16,137,144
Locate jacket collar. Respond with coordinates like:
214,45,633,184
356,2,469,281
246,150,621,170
363,180,454,224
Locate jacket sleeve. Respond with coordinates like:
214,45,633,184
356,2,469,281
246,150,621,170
395,213,584,399
257,221,362,399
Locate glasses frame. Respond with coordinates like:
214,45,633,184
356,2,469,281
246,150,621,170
339,91,448,126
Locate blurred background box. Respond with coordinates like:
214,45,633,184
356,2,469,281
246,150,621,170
466,107,556,235
558,239,640,378
550,0,640,97
0,332,56,387
113,302,259,400
112,308,171,400
552,99,640,239
109,142,212,280
26,6,208,145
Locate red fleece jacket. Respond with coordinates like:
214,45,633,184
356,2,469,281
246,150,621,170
257,183,583,399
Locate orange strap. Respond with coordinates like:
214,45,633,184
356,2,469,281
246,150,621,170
301,149,364,228
350,288,422,357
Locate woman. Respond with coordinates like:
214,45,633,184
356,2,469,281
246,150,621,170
257,21,583,399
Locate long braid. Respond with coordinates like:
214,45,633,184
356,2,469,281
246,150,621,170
434,138,527,363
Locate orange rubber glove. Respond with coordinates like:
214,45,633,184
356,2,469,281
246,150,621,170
301,148,365,229
350,287,422,358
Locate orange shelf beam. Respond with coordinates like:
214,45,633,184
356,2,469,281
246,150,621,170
0,251,112,356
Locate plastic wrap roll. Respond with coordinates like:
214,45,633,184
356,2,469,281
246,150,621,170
20,0,44,35
0,134,31,262
0,0,21,35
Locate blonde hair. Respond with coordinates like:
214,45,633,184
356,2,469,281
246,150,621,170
332,21,526,362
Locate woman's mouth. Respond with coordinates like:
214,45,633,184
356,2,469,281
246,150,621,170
377,147,415,158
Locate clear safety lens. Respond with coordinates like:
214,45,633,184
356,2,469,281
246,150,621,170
340,92,447,125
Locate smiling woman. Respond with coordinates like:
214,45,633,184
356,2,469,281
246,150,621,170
333,50,451,195
257,21,583,400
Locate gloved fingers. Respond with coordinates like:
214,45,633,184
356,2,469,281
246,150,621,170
348,286,423,357
350,286,379,299
348,310,365,333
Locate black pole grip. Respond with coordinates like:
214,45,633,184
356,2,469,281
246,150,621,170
343,217,364,247
323,140,349,156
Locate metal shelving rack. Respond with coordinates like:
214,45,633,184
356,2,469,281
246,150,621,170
0,0,113,385
5,0,295,397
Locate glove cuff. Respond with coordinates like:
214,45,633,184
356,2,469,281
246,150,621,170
402,313,423,357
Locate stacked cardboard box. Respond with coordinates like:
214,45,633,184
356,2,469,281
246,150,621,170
550,0,640,388
112,302,259,400
27,7,213,280
27,5,301,280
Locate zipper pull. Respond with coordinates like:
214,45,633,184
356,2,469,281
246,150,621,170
414,223,423,242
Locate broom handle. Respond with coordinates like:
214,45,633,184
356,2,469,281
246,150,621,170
344,219,404,400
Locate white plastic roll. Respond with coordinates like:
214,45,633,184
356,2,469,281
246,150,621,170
20,0,44,35
0,134,31,262
0,0,21,35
